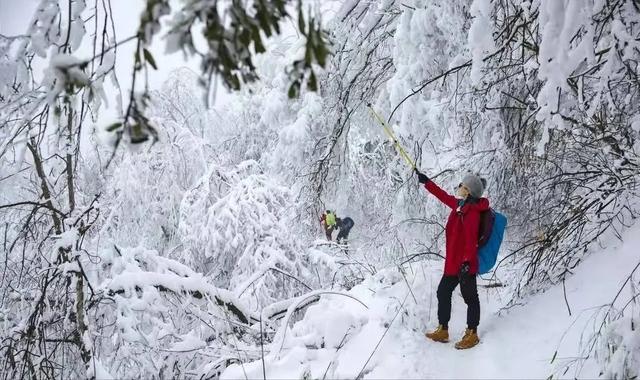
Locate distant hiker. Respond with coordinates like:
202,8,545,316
335,217,355,244
320,210,337,241
415,169,488,350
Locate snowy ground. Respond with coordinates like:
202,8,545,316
222,225,640,379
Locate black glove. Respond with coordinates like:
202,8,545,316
458,261,471,283
415,169,429,184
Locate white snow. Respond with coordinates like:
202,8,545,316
169,330,206,352
223,224,640,379
3,0,640,378
536,125,550,156
87,359,114,380
468,0,495,85
631,115,640,134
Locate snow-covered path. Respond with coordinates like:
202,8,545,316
222,226,640,379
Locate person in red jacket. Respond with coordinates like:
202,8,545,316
415,169,488,349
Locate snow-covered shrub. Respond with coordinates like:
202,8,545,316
179,161,321,309
95,68,212,254
599,316,640,380
87,245,258,378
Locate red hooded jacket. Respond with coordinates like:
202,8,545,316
424,180,490,276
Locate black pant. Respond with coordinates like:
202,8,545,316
436,274,480,329
336,217,354,243
325,225,334,240
336,227,351,242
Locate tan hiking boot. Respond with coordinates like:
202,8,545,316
455,328,480,349
425,325,449,343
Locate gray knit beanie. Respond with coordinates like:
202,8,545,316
462,173,487,198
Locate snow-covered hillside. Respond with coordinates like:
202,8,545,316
2,0,640,378
222,224,640,379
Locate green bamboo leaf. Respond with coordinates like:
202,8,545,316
308,70,317,92
257,8,271,36
288,80,300,99
304,43,312,66
105,122,123,132
228,74,240,90
254,37,266,54
297,1,306,36
314,33,329,67
252,26,265,53
143,48,158,70
239,28,251,46
130,124,149,144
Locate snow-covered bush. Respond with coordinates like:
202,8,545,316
599,316,640,379
179,161,322,310
89,245,257,378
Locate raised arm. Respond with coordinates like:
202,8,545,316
424,180,459,210
415,170,459,209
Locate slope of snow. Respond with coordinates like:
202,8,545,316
222,224,640,379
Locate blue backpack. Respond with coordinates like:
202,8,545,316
477,209,507,274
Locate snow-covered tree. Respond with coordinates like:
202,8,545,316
2,0,640,378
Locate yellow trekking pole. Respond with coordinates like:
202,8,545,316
367,103,416,170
